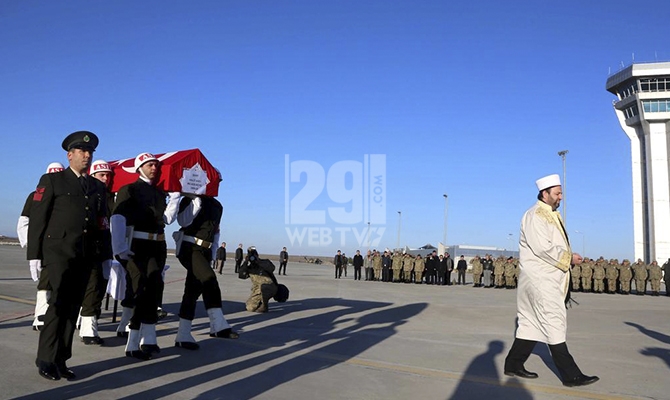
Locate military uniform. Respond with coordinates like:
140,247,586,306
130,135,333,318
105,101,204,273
373,252,382,281
592,259,605,293
605,259,619,294
504,258,516,288
632,260,648,295
414,256,425,284
471,256,483,287
648,261,662,296
79,188,114,344
404,255,415,283
112,168,179,359
581,259,593,292
239,249,278,312
571,263,581,292
174,195,237,349
619,260,633,294
493,256,505,288
28,131,108,380
392,253,402,282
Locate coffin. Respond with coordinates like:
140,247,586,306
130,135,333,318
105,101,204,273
108,148,220,196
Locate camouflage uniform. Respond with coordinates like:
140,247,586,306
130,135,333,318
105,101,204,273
471,256,483,287
493,256,505,288
403,254,414,283
372,252,382,281
618,259,633,294
392,253,402,282
633,260,648,295
581,258,593,292
648,261,662,296
592,258,606,293
571,263,581,291
414,256,425,284
504,258,516,288
605,259,620,294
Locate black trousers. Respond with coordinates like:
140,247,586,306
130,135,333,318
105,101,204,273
446,270,453,285
80,263,106,317
234,260,241,273
278,261,287,275
123,240,166,329
354,266,362,280
177,243,222,320
335,265,342,278
37,266,51,291
37,259,92,364
457,270,466,284
504,338,582,381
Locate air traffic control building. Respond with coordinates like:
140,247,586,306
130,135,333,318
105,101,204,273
606,61,670,263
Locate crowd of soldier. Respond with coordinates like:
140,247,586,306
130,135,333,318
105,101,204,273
336,250,670,296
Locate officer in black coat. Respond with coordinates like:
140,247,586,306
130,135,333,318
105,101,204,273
27,131,108,381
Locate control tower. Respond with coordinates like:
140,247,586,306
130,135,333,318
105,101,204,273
606,62,670,263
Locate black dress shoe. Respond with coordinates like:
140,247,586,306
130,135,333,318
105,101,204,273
125,350,152,360
175,341,200,350
82,336,104,345
210,328,240,339
563,374,599,387
504,368,539,379
56,363,76,380
37,362,60,381
156,309,168,320
117,331,128,338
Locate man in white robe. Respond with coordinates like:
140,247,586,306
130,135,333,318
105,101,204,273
503,174,599,387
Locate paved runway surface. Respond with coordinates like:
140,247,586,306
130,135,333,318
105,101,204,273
0,244,668,400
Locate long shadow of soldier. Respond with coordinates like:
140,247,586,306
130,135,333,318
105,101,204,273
13,298,426,400
449,340,533,400
625,321,670,345
640,347,670,370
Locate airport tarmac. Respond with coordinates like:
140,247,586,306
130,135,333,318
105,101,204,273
0,244,668,400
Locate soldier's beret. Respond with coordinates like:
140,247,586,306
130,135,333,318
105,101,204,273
62,131,99,152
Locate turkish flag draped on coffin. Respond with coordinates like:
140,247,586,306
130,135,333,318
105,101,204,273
108,148,221,196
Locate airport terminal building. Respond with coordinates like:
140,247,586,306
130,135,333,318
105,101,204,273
606,61,670,263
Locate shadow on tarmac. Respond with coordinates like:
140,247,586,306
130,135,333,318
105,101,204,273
13,297,427,399
449,340,533,400
627,321,670,371
625,321,670,345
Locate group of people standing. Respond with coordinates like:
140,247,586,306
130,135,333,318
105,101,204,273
570,257,669,296
22,131,238,382
334,249,469,285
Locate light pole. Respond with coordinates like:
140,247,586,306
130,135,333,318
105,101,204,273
396,211,402,250
443,194,448,248
574,230,585,256
558,150,569,224
367,221,371,256
508,233,514,257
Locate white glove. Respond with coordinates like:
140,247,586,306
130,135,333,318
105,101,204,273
116,249,134,261
102,259,113,280
29,259,41,282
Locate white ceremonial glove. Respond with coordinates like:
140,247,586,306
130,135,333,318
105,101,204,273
29,259,41,282
102,259,113,280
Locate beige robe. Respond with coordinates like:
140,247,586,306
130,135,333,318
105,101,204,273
516,201,572,345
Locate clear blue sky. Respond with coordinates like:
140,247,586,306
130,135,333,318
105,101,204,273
1,1,668,258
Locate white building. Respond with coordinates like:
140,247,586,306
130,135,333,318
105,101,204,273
606,62,670,263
